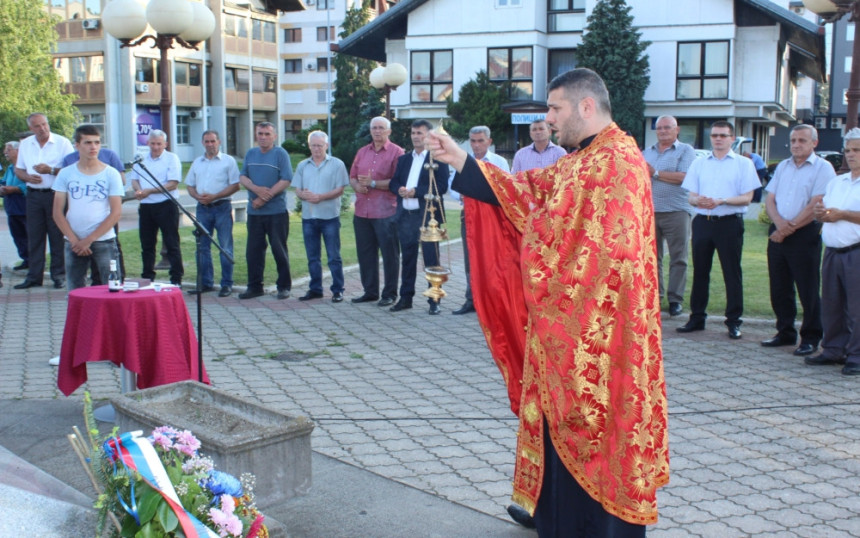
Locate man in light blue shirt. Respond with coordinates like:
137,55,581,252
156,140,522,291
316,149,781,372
677,121,761,340
293,131,349,303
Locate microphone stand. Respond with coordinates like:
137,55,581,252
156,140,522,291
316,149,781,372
130,159,232,383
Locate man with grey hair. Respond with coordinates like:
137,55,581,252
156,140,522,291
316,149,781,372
185,130,240,297
293,130,349,303
129,129,184,285
449,125,510,315
807,127,860,376
14,113,73,289
349,116,404,306
1,141,29,274
643,115,696,317
761,124,835,356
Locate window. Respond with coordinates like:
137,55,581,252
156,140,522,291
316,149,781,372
55,55,105,83
235,69,249,91
224,68,236,90
317,57,329,72
224,15,247,38
284,120,302,140
548,0,585,32
548,49,576,81
488,47,533,100
80,113,105,139
175,62,201,86
317,26,334,41
410,50,453,103
252,19,262,41
175,115,190,145
225,67,249,91
284,59,302,74
496,0,521,6
317,0,333,9
135,57,158,83
253,70,277,93
284,28,302,43
677,41,729,100
318,89,331,103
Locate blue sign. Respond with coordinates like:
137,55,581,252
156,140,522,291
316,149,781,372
511,113,547,125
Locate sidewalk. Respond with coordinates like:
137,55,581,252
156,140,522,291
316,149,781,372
1,198,858,536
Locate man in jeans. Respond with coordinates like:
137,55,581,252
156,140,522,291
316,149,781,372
51,124,124,290
293,131,349,303
184,130,240,297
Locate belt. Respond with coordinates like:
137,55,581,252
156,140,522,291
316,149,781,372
695,213,742,221
28,187,53,192
200,199,230,208
831,242,860,254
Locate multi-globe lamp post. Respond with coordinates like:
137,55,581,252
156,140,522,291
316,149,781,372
102,0,216,150
369,63,408,119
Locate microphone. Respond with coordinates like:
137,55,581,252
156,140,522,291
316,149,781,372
124,155,143,169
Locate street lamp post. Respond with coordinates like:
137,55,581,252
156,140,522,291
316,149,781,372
369,63,408,119
102,0,215,150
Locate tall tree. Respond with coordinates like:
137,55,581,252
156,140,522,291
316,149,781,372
0,0,78,145
330,0,376,163
445,71,510,140
576,0,650,143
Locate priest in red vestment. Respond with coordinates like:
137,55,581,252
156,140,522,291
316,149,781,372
427,68,669,537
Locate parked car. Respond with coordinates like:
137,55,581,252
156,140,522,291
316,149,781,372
817,151,843,171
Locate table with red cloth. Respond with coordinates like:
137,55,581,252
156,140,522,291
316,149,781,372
58,285,209,396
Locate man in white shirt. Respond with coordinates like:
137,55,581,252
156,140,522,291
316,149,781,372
14,113,74,289
129,130,184,285
185,130,240,297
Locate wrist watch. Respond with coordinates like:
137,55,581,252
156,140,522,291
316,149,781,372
370,180,377,189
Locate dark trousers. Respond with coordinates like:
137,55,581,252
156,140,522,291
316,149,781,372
354,214,399,300
396,207,439,304
7,213,28,262
302,217,343,294
690,214,744,326
460,208,472,302
820,247,860,365
534,421,646,538
139,200,183,283
90,224,124,285
767,222,823,345
25,189,64,283
246,213,291,292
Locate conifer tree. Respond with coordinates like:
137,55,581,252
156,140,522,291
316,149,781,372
445,71,510,141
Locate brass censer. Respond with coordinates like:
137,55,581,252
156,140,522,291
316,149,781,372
420,122,452,303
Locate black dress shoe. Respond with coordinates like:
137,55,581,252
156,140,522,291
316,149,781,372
452,301,475,315
188,286,216,295
377,297,395,307
13,262,28,271
676,320,705,333
238,289,264,300
805,354,845,366
793,343,817,356
14,280,42,290
841,363,860,376
299,291,323,301
351,294,378,304
277,288,291,300
332,292,344,303
728,326,742,340
669,302,683,317
429,302,441,315
506,504,536,529
218,286,232,297
53,280,65,289
761,335,796,348
389,299,412,312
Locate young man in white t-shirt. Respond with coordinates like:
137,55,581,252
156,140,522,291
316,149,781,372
52,125,125,290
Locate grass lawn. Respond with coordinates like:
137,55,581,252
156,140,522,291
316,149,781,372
117,207,463,287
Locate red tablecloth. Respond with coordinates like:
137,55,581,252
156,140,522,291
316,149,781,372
58,285,208,396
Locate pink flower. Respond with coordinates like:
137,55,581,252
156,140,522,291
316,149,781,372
175,430,201,456
209,495,243,537
151,433,173,450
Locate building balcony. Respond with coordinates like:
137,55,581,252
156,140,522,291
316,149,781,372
66,82,105,104
55,20,103,41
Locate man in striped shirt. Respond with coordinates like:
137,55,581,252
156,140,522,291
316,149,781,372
511,119,567,173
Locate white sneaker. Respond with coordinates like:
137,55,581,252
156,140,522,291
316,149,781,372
48,356,60,366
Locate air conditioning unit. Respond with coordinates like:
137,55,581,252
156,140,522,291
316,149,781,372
831,117,844,129
82,19,100,30
189,109,204,120
135,83,150,93
306,63,316,70
814,117,827,130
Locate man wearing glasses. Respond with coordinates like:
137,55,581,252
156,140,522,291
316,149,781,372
677,121,761,339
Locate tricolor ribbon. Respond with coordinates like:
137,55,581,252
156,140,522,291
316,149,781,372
104,432,219,538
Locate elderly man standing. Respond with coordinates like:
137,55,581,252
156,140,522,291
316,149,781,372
239,122,293,300
14,113,73,289
677,121,761,339
761,125,834,356
185,130,240,297
349,116,404,306
511,119,566,173
1,142,29,272
643,115,697,317
808,127,860,377
293,131,349,303
450,125,510,316
129,130,184,285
